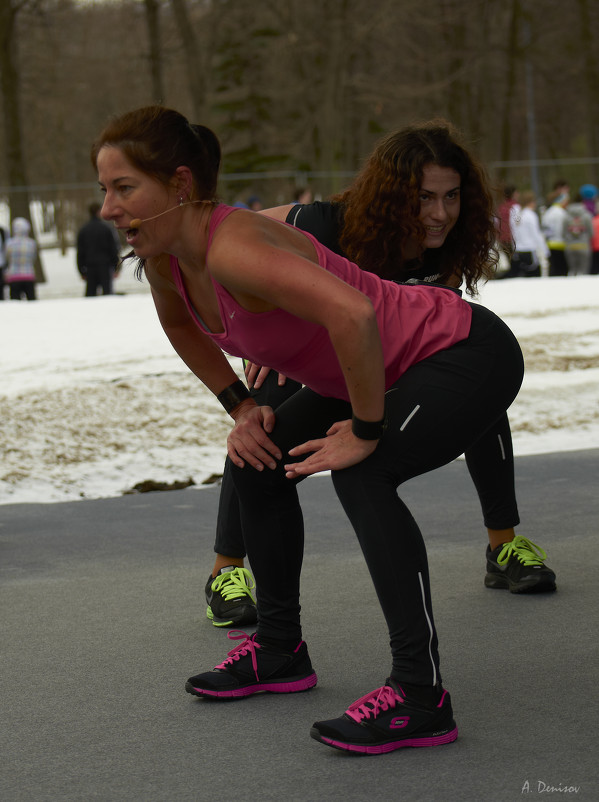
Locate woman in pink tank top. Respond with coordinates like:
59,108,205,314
93,106,524,756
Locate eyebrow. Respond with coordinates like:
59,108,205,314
420,185,461,196
98,175,134,188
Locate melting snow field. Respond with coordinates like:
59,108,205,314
1,248,598,504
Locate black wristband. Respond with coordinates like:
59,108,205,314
217,380,251,413
351,414,387,440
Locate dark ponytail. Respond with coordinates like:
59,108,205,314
190,124,221,175
91,106,221,201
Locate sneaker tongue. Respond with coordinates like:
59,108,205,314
218,565,239,575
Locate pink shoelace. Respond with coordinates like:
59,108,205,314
215,630,261,681
345,684,404,723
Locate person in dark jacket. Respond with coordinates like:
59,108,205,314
76,202,120,296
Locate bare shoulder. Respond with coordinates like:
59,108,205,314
210,207,313,261
259,203,295,222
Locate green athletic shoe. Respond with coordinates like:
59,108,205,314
485,536,557,593
205,565,257,627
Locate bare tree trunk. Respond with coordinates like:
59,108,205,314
498,0,522,179
170,0,206,120
316,10,346,186
144,0,165,103
0,0,45,281
0,0,31,219
439,0,468,128
576,0,599,185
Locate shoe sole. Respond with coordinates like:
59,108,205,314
310,725,458,754
206,604,258,627
484,574,557,593
186,672,318,699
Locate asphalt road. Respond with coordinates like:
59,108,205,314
2,449,598,801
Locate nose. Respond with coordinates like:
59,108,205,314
100,194,115,222
429,199,448,221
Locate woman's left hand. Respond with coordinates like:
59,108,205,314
283,419,378,478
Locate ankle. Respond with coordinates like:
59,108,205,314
487,528,515,551
212,555,245,578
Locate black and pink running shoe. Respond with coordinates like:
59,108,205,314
310,678,458,755
185,631,317,699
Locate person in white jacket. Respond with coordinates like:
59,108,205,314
504,191,549,278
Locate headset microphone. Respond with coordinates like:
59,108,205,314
128,199,206,230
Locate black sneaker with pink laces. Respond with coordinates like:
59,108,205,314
185,631,317,699
310,678,458,755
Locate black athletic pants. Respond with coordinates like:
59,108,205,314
224,304,524,686
215,341,520,558
8,280,36,300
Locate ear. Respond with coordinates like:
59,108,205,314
173,166,194,200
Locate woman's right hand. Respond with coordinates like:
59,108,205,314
227,401,282,470
245,361,288,389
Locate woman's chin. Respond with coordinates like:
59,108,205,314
424,235,447,249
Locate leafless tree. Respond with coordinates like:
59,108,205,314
0,0,46,278
0,0,34,219
144,0,165,104
0,0,598,218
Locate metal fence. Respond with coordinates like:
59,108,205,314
2,157,599,250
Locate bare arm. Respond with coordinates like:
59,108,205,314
256,203,299,382
144,255,281,471
146,256,241,397
208,216,386,425
206,215,386,475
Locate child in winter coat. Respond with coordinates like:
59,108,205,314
5,218,37,300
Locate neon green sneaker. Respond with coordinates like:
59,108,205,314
205,566,257,626
485,536,557,593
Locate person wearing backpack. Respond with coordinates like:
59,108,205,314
563,193,593,276
541,192,569,277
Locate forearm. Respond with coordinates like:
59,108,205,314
329,304,386,422
149,279,251,405
163,320,281,468
162,319,250,402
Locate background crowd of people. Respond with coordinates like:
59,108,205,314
1,172,598,301
496,180,599,279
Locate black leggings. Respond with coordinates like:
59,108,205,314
225,304,524,686
8,281,36,301
215,339,519,560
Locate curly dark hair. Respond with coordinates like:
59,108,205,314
332,119,498,296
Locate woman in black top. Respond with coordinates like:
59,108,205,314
205,120,556,631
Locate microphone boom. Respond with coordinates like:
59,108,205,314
128,199,206,229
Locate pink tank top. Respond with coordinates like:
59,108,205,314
169,205,472,400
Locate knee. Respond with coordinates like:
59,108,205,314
331,458,395,508
230,460,292,500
